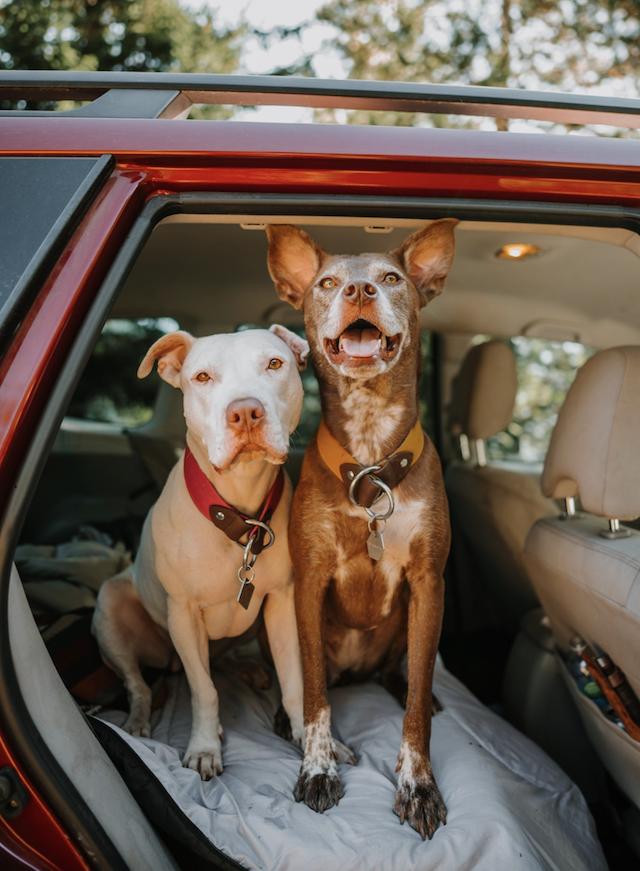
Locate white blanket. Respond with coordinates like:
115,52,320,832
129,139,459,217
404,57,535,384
99,657,607,871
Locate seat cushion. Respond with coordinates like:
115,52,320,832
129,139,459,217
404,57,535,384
97,656,606,871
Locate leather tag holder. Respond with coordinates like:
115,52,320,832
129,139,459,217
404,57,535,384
339,452,414,508
209,505,271,554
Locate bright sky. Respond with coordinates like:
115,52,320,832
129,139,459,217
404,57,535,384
184,0,343,121
210,0,326,31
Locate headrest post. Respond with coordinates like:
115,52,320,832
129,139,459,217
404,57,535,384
459,433,471,462
475,439,487,468
559,495,582,521
598,518,631,540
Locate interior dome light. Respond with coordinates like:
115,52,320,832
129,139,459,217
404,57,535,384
495,243,541,261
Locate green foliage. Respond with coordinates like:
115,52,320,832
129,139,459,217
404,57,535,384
289,0,640,133
484,336,595,463
0,0,243,115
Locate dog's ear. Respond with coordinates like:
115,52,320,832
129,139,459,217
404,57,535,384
266,225,326,310
137,330,195,388
269,324,310,370
392,218,458,307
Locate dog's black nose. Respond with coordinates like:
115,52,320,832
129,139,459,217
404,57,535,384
226,398,265,431
344,282,377,302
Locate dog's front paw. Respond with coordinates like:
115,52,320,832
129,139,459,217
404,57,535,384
394,772,446,840
183,739,223,780
183,747,223,780
294,767,344,813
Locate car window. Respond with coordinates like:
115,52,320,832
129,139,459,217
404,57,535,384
475,335,595,463
66,317,179,427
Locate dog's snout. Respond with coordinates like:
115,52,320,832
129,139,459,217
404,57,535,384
344,281,377,303
226,398,266,431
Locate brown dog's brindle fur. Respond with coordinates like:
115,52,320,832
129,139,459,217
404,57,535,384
267,219,457,839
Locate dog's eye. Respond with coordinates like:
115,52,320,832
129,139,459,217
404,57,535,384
384,273,399,284
320,277,335,289
196,372,210,382
268,359,283,370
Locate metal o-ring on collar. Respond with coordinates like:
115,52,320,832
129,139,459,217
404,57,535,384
245,518,276,550
238,564,255,584
235,518,276,553
348,465,395,521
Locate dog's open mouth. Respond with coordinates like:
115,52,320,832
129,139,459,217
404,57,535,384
324,319,401,365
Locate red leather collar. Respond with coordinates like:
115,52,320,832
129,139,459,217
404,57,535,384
183,446,284,554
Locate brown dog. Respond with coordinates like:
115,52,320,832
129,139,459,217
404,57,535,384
266,219,456,839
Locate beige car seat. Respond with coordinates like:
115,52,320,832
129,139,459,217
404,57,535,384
445,340,557,633
523,345,640,809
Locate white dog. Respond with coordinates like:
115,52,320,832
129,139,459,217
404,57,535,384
92,325,308,780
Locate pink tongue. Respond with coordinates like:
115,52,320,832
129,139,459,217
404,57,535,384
340,328,380,358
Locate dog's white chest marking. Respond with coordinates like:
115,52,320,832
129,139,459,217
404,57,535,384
332,493,424,621
340,388,405,462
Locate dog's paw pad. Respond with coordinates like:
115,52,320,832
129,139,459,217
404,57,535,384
183,747,223,780
394,777,447,840
294,770,344,813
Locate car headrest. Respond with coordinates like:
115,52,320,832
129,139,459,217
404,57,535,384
542,346,640,520
449,340,518,440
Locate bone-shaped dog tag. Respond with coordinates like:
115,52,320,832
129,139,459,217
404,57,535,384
367,521,385,561
237,578,254,610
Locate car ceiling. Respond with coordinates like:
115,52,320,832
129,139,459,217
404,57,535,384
113,218,640,348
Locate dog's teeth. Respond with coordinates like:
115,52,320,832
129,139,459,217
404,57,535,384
380,335,388,349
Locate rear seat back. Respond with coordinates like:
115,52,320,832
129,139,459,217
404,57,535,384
445,340,557,633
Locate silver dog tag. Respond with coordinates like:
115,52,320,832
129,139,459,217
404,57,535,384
237,579,254,610
367,526,385,561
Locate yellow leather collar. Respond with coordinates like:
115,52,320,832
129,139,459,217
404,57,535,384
316,416,424,507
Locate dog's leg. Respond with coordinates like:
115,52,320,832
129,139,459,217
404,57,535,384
293,573,353,812
263,582,304,746
394,568,447,840
166,598,224,780
93,572,173,737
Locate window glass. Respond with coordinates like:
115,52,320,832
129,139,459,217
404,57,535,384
478,335,595,463
66,317,179,427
